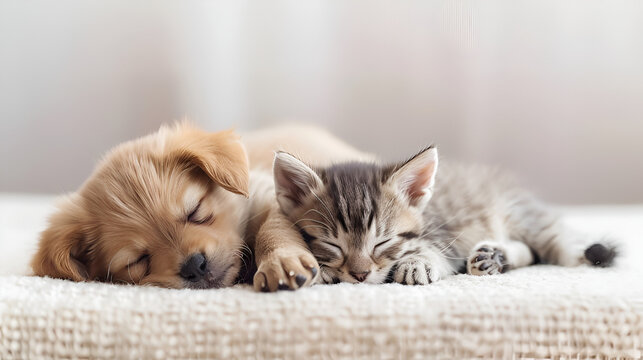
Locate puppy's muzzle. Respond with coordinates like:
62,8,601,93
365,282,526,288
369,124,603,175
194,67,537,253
181,253,208,282
180,253,230,289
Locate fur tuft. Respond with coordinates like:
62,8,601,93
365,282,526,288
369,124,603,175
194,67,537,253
584,243,617,267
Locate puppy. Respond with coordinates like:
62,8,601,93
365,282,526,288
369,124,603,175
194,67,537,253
31,123,334,291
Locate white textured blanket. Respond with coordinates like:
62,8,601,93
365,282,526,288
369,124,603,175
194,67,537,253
1,194,642,359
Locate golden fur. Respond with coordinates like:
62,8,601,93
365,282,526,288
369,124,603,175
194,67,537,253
31,123,251,288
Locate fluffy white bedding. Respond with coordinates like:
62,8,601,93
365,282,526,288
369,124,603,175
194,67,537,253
1,194,642,359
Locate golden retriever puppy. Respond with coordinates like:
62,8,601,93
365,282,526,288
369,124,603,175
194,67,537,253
31,122,366,291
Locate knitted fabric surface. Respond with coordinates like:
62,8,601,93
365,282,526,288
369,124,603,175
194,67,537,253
0,196,642,359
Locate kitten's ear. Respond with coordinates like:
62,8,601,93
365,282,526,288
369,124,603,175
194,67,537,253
273,151,323,214
387,146,439,207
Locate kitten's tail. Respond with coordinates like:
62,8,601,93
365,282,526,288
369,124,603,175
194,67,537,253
528,226,618,268
509,197,618,268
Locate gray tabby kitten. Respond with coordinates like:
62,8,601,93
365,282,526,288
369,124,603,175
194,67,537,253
272,147,616,285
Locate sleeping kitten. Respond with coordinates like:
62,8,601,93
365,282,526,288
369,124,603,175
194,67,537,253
272,147,617,285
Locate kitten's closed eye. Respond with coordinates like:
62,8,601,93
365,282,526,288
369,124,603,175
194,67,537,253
374,238,392,249
310,240,345,265
321,241,344,253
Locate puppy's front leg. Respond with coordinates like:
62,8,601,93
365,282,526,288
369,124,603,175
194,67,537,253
253,205,319,292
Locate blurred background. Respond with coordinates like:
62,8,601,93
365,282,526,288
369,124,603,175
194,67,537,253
1,0,642,204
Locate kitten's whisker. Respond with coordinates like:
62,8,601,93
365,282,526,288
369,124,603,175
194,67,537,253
298,224,329,230
423,213,463,237
302,208,333,225
441,255,467,260
292,217,332,232
298,225,332,233
437,231,464,255
311,191,333,218
310,191,336,231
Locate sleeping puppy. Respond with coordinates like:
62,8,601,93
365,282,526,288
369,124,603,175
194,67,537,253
31,123,334,291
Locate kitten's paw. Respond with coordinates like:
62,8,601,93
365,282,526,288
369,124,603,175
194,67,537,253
467,245,508,276
393,259,437,285
254,248,319,292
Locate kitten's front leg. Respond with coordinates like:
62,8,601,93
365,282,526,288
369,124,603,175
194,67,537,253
318,266,338,284
393,247,453,285
252,205,320,292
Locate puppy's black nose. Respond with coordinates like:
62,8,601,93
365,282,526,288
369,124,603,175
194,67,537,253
349,271,370,282
180,253,207,282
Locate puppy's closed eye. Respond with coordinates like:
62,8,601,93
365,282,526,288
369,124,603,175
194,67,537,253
186,202,214,225
125,254,151,281
128,253,150,267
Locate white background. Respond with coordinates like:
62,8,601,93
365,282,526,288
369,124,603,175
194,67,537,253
1,1,642,204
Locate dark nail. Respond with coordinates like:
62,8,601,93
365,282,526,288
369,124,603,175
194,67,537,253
473,254,486,263
310,267,318,277
478,247,491,253
295,274,307,287
479,262,491,271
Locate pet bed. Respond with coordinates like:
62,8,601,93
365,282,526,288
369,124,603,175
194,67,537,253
1,194,641,359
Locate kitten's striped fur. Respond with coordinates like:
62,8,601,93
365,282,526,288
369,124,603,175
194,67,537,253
273,148,617,285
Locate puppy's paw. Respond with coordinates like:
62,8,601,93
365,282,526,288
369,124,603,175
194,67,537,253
254,248,319,292
393,258,439,285
467,245,507,276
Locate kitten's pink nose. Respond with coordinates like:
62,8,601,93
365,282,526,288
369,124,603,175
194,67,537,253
349,271,370,282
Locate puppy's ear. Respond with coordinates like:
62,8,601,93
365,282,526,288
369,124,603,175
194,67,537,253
386,146,439,208
31,195,91,281
273,151,323,214
171,125,249,197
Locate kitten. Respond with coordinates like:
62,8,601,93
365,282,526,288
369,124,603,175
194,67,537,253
272,147,617,285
